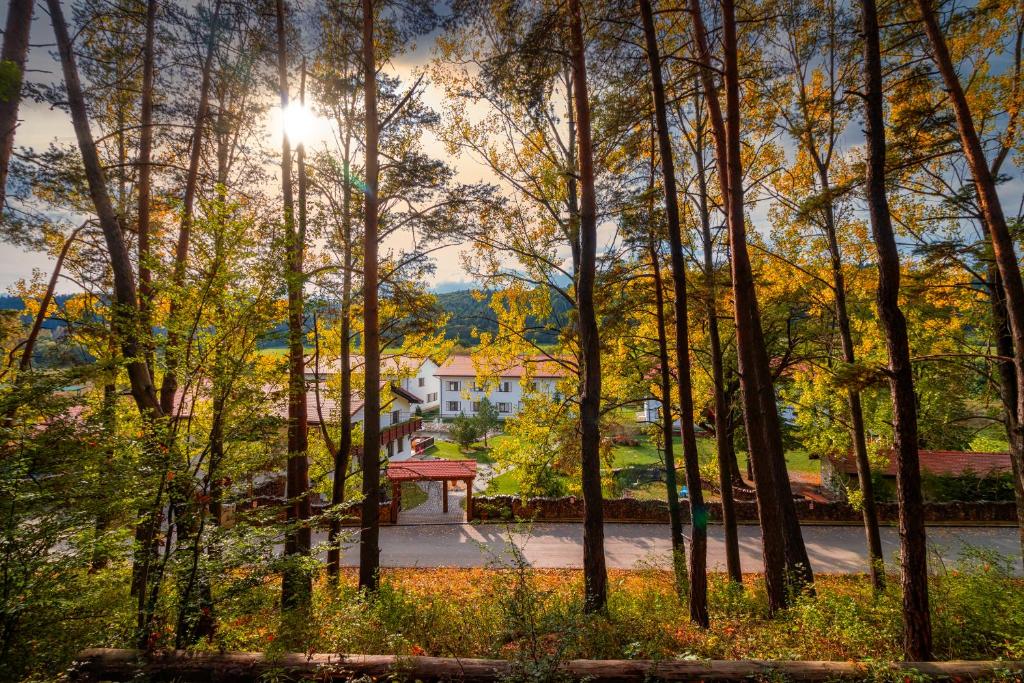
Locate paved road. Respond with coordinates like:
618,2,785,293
317,523,1023,574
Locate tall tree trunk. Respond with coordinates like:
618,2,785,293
276,0,311,611
0,0,33,210
861,0,932,660
358,0,382,593
91,375,117,572
989,264,1024,559
137,0,157,374
160,0,222,415
817,179,885,591
689,85,742,584
722,0,814,592
915,0,1024,565
686,0,791,612
567,0,607,613
648,238,688,602
638,0,708,626
49,0,167,638
46,0,161,419
327,125,355,580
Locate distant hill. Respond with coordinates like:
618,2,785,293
437,288,571,347
1,290,571,351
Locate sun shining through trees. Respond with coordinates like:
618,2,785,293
281,100,317,147
1,0,1024,678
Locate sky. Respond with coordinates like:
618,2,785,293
0,1,489,294
2,2,1022,296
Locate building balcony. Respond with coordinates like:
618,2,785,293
380,415,421,444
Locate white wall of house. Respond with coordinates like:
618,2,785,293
637,398,660,424
436,375,561,420
351,393,418,461
394,358,440,409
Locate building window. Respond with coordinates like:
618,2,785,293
446,380,460,391
447,401,460,412
471,401,481,413
398,436,404,452
418,377,425,387
387,441,394,457
498,402,512,413
499,381,510,392
392,410,400,425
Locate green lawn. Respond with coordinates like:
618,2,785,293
485,469,521,495
475,434,821,499
400,482,428,510
423,435,508,465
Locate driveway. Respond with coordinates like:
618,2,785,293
315,522,1023,574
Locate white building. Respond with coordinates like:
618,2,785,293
436,355,567,420
307,355,440,411
305,383,423,461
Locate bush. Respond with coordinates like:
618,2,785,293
450,412,481,450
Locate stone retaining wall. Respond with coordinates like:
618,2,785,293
469,495,1019,524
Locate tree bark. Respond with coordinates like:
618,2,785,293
0,0,33,211
327,114,355,579
567,0,608,614
914,0,1024,565
686,0,791,611
160,0,222,415
823,208,885,591
989,263,1024,559
47,0,161,419
137,0,157,375
359,0,382,593
648,237,688,602
638,0,708,625
276,0,311,611
721,0,814,592
861,0,932,660
689,82,742,584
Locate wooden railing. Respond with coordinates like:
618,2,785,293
69,649,1024,682
380,416,421,445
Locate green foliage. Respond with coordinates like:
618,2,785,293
0,59,22,103
474,396,500,445
921,470,1017,502
451,412,482,450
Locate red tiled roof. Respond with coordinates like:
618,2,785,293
437,354,569,379
386,459,477,482
828,450,1012,477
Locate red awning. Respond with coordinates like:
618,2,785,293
386,459,477,482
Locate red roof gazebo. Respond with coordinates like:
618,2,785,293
385,459,478,520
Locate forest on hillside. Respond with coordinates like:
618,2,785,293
1,0,1023,679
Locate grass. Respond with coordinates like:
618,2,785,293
204,552,1022,663
424,435,508,465
401,482,429,510
11,553,1024,681
486,469,521,495
475,433,821,499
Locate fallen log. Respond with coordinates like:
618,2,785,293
69,648,1024,682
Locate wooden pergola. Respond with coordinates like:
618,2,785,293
386,459,478,520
